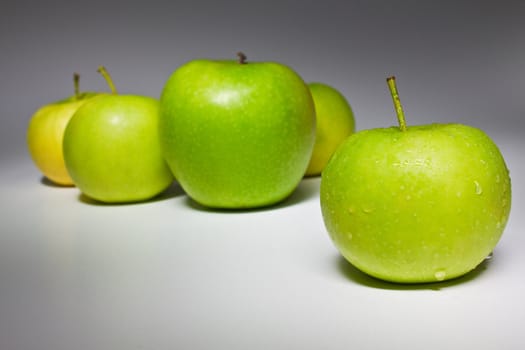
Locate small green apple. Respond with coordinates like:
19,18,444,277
159,53,316,209
305,82,354,176
320,76,511,283
63,67,173,203
27,73,104,186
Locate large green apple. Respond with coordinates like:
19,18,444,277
159,53,316,209
305,82,354,176
27,73,104,186
320,77,511,283
63,67,173,203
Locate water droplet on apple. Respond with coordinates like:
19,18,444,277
362,207,374,214
405,194,411,201
347,233,353,240
456,191,462,198
480,159,486,165
474,181,483,195
434,270,447,281
348,207,355,215
485,251,494,260
495,174,501,183
496,221,501,229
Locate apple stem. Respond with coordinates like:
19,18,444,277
73,73,80,100
97,66,118,94
237,52,247,64
387,76,407,132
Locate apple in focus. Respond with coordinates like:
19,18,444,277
63,67,173,203
320,76,511,283
159,53,316,209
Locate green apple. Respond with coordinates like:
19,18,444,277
63,67,173,203
159,53,316,209
305,82,354,176
27,73,103,186
320,76,511,283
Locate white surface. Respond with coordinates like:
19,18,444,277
1,134,524,350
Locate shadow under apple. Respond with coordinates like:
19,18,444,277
184,176,321,213
77,180,186,206
40,176,74,188
335,253,491,291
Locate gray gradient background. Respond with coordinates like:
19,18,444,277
1,0,525,349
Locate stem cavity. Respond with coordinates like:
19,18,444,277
387,76,407,132
97,66,118,94
237,52,247,64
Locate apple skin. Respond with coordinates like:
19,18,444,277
27,92,101,186
305,82,354,176
63,95,173,203
320,124,511,283
159,58,316,209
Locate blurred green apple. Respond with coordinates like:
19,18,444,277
305,82,354,176
63,67,173,203
320,76,511,283
27,73,103,186
159,53,316,209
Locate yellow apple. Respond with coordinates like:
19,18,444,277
27,73,103,186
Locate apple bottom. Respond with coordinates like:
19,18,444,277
335,233,498,284
322,174,508,283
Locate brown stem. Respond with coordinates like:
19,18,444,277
237,52,247,64
73,73,80,99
